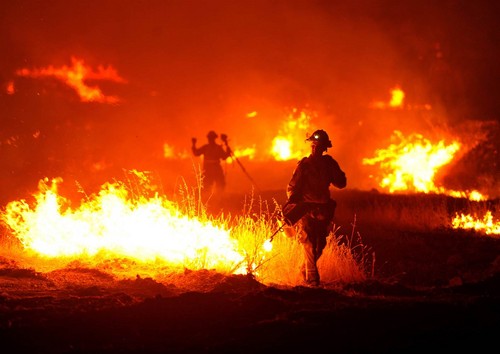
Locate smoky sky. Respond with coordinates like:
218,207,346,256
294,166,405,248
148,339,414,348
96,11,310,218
1,0,499,200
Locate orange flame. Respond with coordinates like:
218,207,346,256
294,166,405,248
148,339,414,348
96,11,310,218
1,175,247,275
270,108,315,161
371,86,405,109
452,211,500,235
16,57,126,103
362,130,486,201
363,130,460,193
389,87,405,107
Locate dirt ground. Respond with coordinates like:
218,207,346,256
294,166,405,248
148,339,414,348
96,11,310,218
1,191,499,353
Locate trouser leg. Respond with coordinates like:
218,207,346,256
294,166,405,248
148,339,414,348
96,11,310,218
302,237,319,284
298,204,335,286
301,216,329,285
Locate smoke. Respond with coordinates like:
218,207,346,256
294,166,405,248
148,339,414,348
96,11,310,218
1,0,498,200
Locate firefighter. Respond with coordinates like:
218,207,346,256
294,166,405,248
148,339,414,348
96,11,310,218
191,130,231,201
286,129,347,287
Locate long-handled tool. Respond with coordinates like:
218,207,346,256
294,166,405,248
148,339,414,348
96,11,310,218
221,134,261,192
269,223,286,242
268,202,294,242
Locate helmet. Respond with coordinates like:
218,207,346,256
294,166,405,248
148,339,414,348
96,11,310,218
306,129,332,148
207,130,218,139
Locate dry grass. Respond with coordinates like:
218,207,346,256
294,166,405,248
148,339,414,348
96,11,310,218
221,194,371,287
334,189,498,232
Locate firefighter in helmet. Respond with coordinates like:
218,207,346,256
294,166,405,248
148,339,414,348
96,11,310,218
191,130,231,200
286,129,347,286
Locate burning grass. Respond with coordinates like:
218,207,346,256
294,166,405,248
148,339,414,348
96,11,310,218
2,168,496,294
0,170,369,290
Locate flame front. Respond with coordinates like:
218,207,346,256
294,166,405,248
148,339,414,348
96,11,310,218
363,130,461,193
452,211,500,235
2,177,245,273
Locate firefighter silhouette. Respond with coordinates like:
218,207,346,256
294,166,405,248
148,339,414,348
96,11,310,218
191,130,231,201
286,129,347,287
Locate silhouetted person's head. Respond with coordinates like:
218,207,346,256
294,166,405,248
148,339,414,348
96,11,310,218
306,129,332,156
207,130,218,142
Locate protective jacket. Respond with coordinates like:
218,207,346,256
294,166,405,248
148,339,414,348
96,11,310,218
287,154,346,204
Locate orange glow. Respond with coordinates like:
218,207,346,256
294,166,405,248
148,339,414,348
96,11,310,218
1,175,250,275
91,160,111,172
371,86,405,109
163,143,175,158
6,80,15,94
270,108,315,161
452,211,500,235
162,143,191,159
16,57,126,103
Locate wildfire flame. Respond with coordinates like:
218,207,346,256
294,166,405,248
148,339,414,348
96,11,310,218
1,175,247,275
16,57,126,103
229,107,316,161
452,211,500,235
362,130,485,200
371,86,431,110
389,87,405,107
362,130,460,193
270,108,315,160
371,86,405,109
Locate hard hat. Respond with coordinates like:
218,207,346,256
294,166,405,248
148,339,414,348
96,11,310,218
207,130,218,139
306,129,332,148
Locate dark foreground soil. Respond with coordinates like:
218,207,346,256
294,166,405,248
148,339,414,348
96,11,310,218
1,190,499,353
0,267,499,354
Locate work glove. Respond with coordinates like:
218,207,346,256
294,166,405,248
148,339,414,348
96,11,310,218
191,138,197,145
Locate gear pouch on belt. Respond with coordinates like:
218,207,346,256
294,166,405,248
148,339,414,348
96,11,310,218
310,199,337,222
